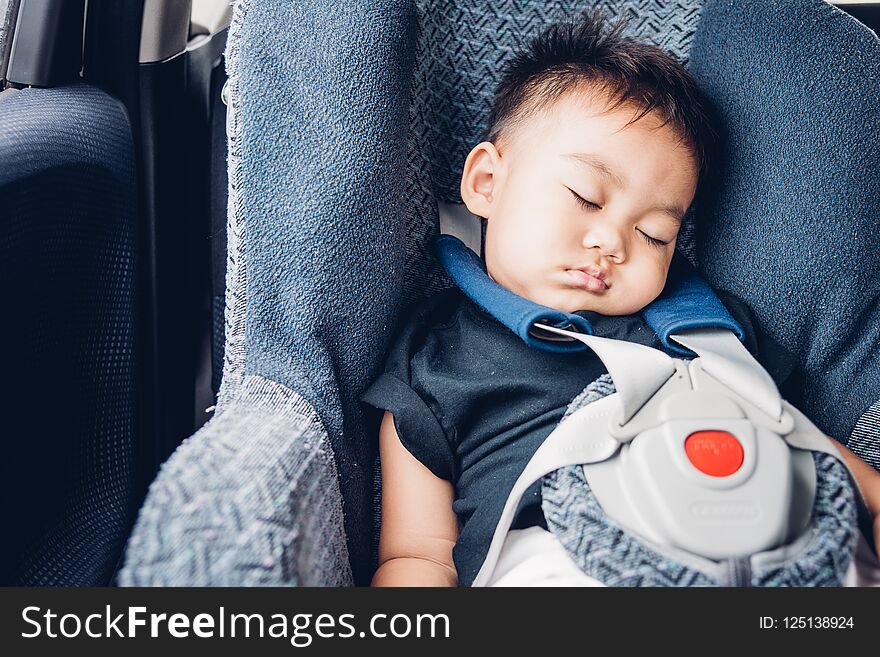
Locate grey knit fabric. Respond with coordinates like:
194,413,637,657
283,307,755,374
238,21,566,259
118,375,351,586
850,401,880,472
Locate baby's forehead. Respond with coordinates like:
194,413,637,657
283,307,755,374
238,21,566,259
494,92,699,214
498,88,677,152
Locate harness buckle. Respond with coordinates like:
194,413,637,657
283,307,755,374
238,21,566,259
529,319,581,342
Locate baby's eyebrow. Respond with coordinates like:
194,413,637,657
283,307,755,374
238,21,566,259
565,152,626,189
656,205,686,225
565,151,686,225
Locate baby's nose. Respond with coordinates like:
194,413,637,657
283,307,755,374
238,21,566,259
582,224,625,262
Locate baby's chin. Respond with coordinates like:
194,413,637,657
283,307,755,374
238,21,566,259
544,291,649,316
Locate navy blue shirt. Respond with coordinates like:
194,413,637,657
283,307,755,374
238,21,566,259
361,287,798,586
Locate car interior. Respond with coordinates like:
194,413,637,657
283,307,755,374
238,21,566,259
0,0,878,586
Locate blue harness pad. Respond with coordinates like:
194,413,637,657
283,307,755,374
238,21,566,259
435,234,745,356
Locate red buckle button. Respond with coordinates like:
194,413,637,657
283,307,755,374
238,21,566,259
684,430,744,477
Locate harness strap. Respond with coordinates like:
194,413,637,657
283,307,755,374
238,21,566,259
535,324,783,427
535,324,676,425
671,329,782,422
434,233,748,357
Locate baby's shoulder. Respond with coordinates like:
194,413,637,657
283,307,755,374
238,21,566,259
399,286,464,331
383,287,467,357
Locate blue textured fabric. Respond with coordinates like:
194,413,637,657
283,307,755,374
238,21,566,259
234,0,417,584
0,84,141,585
687,0,880,446
437,235,746,357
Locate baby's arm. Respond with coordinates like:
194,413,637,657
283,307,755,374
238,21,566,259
371,410,459,586
827,436,880,557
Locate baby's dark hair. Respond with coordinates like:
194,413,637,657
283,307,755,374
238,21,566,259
486,9,717,187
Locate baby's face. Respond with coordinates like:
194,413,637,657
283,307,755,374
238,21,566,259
461,91,699,315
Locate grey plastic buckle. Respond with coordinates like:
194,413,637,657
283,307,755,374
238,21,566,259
529,319,580,342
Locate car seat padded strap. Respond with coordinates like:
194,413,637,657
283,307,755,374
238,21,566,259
435,234,594,354
434,234,748,357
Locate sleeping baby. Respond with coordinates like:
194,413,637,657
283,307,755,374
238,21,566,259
361,9,880,586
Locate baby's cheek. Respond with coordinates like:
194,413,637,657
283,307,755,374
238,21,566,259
619,264,666,311
641,261,671,302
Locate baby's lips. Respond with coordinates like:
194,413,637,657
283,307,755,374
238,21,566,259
566,268,608,292
579,264,608,282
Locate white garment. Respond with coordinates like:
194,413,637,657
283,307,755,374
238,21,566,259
487,526,605,587
488,526,880,587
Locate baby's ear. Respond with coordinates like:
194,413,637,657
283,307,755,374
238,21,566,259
460,141,502,220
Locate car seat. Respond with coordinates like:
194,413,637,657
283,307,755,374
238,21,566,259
117,0,880,586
